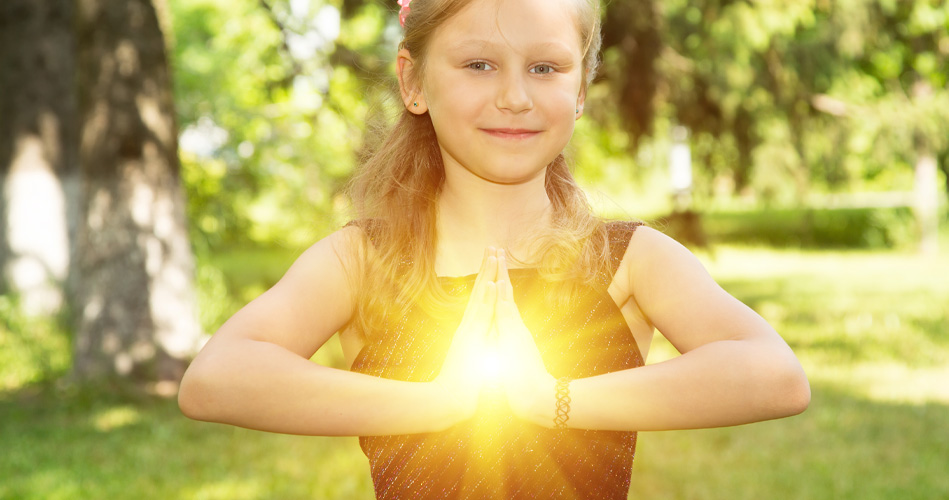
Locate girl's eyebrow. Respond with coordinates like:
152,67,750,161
448,39,576,59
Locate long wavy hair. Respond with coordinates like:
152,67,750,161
344,0,614,337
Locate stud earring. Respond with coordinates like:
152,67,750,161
414,102,418,107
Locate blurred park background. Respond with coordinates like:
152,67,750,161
1,0,948,498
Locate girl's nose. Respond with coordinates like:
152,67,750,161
495,71,533,113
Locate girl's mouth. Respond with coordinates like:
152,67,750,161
481,128,542,140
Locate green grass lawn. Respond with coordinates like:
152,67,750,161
1,245,947,499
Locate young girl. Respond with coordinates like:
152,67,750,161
178,0,810,497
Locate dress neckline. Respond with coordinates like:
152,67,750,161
435,267,536,281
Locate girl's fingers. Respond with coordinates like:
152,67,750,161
502,276,514,302
485,250,498,283
495,274,515,309
495,280,510,305
462,248,500,327
464,281,495,330
497,248,510,282
494,280,515,328
494,249,513,314
479,256,498,310
470,246,495,294
482,281,497,314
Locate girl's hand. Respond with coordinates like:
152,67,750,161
432,248,498,423
494,249,557,427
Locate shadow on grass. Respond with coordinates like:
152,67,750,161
1,379,946,500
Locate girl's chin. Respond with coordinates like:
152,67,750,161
469,166,550,186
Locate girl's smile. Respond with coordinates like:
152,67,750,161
480,128,543,140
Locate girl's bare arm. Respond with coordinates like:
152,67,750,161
527,227,810,431
177,227,466,436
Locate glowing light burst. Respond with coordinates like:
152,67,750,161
478,348,503,382
465,342,508,386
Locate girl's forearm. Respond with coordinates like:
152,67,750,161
533,338,810,431
178,339,461,436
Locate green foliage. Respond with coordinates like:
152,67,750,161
167,0,949,256
169,0,383,253
694,206,918,248
190,245,301,334
644,0,949,199
0,296,71,392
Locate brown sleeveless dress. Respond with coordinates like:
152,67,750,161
348,220,644,499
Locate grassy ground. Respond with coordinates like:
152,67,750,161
1,244,947,499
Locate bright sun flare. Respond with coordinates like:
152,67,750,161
478,349,503,382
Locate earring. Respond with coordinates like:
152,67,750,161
414,102,418,107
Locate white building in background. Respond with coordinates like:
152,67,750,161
670,125,692,210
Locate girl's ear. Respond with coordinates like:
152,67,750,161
397,48,428,114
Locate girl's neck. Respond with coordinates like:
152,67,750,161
434,166,552,274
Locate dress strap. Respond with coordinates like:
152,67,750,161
345,218,384,248
606,220,643,277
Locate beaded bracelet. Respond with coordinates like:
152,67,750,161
554,377,572,429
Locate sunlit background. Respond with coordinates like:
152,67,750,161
1,0,948,498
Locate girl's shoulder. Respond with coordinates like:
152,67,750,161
614,222,688,271
614,222,717,304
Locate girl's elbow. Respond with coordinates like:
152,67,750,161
791,374,811,415
177,362,217,421
778,366,811,417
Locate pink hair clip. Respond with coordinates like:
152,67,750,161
398,0,412,27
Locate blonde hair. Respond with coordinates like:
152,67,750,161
344,0,613,337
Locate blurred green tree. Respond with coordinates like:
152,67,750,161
595,0,947,249
169,0,947,254
169,0,392,252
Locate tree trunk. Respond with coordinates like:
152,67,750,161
733,106,756,194
0,0,78,316
912,80,940,256
601,0,662,148
939,150,949,198
915,151,939,255
74,0,202,384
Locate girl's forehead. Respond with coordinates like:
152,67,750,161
432,0,583,56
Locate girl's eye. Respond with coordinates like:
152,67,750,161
531,65,555,75
468,61,494,71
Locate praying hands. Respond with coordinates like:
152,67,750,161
433,247,560,428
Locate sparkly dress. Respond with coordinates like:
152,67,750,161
349,220,645,499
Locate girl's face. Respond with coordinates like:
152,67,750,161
406,0,586,185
